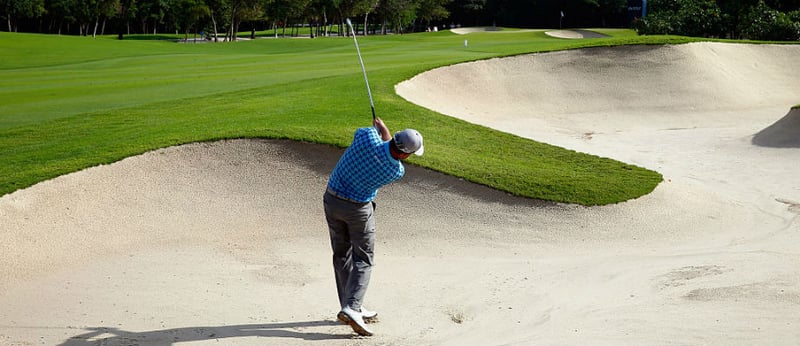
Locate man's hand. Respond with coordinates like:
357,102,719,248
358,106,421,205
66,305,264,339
373,117,392,141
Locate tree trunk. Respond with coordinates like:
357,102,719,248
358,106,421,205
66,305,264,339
363,13,369,35
211,12,219,42
117,8,126,39
228,6,237,41
93,17,99,38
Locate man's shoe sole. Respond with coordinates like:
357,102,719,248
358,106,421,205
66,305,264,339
337,311,351,324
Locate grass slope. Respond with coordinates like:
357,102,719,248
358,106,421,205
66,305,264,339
0,30,684,205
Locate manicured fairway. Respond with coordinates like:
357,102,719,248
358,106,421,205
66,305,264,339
0,30,683,205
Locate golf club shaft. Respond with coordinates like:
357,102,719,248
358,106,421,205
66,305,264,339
346,18,376,120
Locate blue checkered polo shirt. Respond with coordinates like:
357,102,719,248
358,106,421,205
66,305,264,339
327,127,405,202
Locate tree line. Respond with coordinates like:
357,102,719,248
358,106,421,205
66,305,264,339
3,0,451,39
635,0,800,40
0,0,642,39
2,0,799,40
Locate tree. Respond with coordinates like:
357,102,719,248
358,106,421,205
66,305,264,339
115,0,136,39
636,0,728,38
305,0,333,37
739,0,800,40
92,0,120,37
675,0,724,37
269,0,310,37
2,0,45,32
46,0,79,34
376,0,417,33
205,0,229,41
172,0,210,40
137,0,169,34
73,0,95,35
597,0,626,27
417,0,450,30
361,0,379,34
461,0,486,25
338,0,374,33
224,0,266,41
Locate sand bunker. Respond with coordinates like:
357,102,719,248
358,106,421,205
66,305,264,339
2,42,800,345
451,27,537,35
450,27,502,34
544,29,608,38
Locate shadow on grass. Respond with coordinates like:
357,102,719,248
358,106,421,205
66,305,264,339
58,320,351,345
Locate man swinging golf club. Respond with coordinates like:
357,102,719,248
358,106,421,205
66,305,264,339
323,117,423,336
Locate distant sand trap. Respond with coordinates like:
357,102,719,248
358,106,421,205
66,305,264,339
544,29,609,38
2,42,800,345
450,26,536,34
450,26,502,34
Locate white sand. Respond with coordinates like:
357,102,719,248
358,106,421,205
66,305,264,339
2,42,800,345
451,27,536,35
544,30,608,39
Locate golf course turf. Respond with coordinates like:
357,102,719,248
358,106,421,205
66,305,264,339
0,30,707,205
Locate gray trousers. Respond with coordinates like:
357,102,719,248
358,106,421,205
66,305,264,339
323,191,376,311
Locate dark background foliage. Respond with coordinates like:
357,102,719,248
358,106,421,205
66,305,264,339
1,0,798,39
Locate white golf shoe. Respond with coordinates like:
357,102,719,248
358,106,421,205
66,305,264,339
338,306,374,336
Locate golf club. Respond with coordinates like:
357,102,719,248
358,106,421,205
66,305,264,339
345,18,376,120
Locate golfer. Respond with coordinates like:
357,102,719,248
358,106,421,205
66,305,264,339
323,117,423,336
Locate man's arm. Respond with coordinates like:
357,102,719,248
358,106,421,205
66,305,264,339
373,117,392,141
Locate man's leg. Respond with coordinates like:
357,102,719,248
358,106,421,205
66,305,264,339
325,193,353,308
344,202,375,311
325,194,377,336
324,192,376,311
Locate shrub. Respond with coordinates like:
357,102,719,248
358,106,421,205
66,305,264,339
739,1,800,40
634,0,724,37
633,11,675,34
636,0,800,40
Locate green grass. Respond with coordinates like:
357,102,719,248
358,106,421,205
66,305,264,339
0,29,688,205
